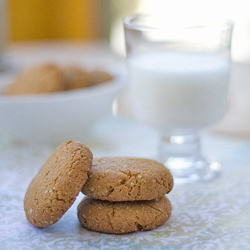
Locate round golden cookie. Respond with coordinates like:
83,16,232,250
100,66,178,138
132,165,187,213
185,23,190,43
81,157,173,201
63,65,91,90
5,63,66,95
89,70,113,86
24,141,93,228
77,196,172,234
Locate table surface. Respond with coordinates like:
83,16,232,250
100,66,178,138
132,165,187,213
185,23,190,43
1,41,250,250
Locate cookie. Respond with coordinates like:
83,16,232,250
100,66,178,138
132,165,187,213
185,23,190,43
77,196,171,234
81,157,173,201
5,63,66,95
63,65,91,90
89,70,113,86
24,141,93,228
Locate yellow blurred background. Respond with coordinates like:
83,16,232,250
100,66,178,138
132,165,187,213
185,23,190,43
4,0,250,62
8,0,105,41
6,0,139,42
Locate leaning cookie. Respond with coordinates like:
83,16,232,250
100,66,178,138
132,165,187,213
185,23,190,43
77,196,171,234
81,157,173,201
24,141,93,228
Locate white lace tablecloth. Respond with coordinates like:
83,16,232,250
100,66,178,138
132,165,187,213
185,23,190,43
0,116,250,250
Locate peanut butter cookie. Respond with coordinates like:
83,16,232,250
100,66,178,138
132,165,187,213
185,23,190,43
81,157,173,201
89,70,113,86
63,65,91,90
77,196,172,234
5,63,66,95
24,141,93,228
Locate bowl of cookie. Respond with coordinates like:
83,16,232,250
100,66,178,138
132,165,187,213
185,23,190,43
0,63,126,144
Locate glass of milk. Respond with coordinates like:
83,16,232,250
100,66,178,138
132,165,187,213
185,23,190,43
123,14,234,182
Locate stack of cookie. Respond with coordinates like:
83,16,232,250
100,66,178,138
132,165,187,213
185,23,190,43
23,141,174,234
78,157,174,234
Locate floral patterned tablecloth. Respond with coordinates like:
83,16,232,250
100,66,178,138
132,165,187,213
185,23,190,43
0,116,250,250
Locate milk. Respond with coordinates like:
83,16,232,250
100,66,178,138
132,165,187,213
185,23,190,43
129,51,230,133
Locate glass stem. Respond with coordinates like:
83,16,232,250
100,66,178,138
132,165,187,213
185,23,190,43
158,132,205,177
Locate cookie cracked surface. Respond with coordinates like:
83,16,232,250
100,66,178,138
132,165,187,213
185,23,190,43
81,157,173,201
24,141,93,228
77,196,172,234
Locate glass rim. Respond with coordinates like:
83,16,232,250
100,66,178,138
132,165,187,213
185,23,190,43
123,14,234,32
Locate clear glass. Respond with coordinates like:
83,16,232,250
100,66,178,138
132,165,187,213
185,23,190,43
123,14,234,182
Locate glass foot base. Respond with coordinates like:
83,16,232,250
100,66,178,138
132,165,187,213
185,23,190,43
164,157,222,184
158,133,222,183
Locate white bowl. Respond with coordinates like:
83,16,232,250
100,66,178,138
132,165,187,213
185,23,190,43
0,74,127,144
